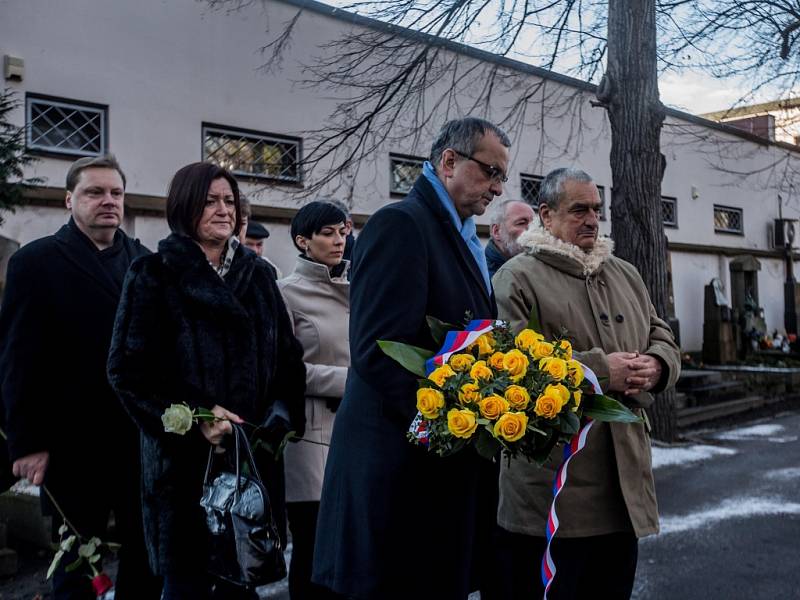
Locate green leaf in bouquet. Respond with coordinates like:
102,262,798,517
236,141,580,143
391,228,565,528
194,407,216,421
583,394,643,423
526,304,543,334
47,550,65,580
377,340,434,378
64,557,85,573
426,316,459,347
559,411,581,435
474,429,502,461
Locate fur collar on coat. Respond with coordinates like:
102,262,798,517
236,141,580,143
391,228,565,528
516,227,614,276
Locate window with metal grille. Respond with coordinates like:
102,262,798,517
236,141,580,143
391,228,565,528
662,196,678,228
596,185,608,221
26,95,106,157
714,205,743,234
390,154,424,195
519,174,543,207
203,124,301,183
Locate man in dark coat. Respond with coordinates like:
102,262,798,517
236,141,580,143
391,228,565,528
0,155,160,600
313,117,511,599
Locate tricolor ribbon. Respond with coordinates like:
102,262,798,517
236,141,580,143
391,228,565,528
424,319,501,375
541,365,602,599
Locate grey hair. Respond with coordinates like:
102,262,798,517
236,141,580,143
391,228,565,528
429,117,511,169
239,194,251,218
538,168,593,209
489,199,527,227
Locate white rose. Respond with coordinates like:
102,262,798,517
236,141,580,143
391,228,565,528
161,403,194,435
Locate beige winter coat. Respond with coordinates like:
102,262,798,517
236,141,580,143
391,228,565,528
492,229,680,538
278,257,350,503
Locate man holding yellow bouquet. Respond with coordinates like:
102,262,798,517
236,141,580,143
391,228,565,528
314,118,510,599
492,168,680,599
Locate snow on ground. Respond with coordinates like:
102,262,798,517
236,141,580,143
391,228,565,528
651,444,737,469
655,496,800,536
713,424,798,443
763,466,800,481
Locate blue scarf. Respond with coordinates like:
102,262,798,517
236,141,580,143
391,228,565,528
422,161,491,295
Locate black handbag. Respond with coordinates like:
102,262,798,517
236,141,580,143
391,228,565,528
200,424,287,588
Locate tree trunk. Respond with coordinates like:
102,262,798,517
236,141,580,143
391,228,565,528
605,0,676,441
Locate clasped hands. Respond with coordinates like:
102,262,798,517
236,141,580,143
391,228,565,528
607,351,662,396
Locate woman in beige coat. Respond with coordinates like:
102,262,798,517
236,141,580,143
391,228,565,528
277,201,350,600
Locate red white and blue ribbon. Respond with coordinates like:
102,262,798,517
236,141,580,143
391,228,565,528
424,319,501,375
541,365,602,599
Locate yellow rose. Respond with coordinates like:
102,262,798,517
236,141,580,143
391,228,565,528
557,339,573,360
478,394,510,420
540,356,568,381
416,387,445,419
534,391,562,419
572,389,583,412
470,360,494,382
458,382,481,405
532,341,555,360
515,329,544,352
448,353,476,373
488,351,506,371
447,408,479,439
567,359,585,386
493,411,529,442
503,349,530,383
544,383,570,410
428,364,456,388
504,385,531,410
468,332,495,357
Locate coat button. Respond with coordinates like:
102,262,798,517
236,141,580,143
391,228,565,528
600,313,609,321
616,314,624,323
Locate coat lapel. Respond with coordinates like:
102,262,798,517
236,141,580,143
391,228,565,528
412,177,491,305
53,223,122,302
158,234,253,323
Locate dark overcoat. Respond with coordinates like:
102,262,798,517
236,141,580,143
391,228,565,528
107,233,306,576
313,176,497,599
0,220,148,503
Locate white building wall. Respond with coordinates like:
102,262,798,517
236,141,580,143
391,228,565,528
3,0,800,351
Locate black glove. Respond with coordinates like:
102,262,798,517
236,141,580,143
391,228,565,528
253,399,296,459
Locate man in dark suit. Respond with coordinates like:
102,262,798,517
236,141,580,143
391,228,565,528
0,155,160,600
313,117,511,599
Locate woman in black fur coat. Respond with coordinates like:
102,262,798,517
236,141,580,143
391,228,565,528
107,162,306,600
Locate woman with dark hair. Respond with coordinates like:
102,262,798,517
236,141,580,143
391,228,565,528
107,162,306,600
278,201,350,599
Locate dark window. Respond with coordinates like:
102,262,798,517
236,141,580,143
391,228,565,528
662,196,678,228
26,94,106,157
714,205,743,234
203,124,301,183
389,154,424,195
520,173,543,207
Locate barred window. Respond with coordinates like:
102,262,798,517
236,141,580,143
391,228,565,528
26,95,106,157
203,124,301,183
390,154,424,195
662,196,678,228
597,185,607,221
714,205,743,234
519,173,544,207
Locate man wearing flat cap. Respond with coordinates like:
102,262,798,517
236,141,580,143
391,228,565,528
244,221,282,279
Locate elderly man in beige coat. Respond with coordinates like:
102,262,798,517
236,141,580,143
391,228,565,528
492,167,680,600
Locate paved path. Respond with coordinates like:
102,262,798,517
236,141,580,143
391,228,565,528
633,411,800,600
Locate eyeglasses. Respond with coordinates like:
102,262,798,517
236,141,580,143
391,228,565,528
452,150,508,184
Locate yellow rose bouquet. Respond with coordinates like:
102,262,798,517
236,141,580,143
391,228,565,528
380,316,641,463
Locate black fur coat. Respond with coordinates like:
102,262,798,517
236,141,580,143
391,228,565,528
107,233,305,575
